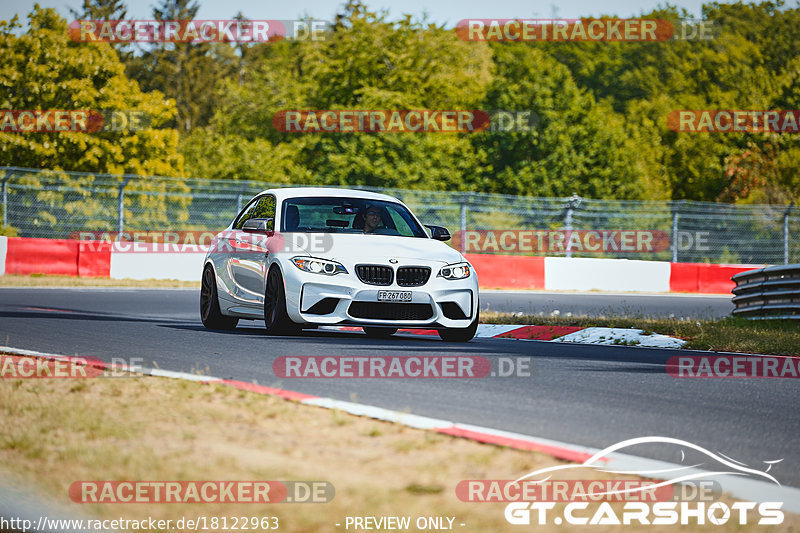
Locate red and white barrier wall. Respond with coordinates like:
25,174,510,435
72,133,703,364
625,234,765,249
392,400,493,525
0,237,760,294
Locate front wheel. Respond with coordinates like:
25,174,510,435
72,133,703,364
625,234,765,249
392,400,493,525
200,265,239,330
264,267,299,335
438,309,479,342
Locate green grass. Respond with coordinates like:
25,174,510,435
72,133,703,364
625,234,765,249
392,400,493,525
483,311,800,356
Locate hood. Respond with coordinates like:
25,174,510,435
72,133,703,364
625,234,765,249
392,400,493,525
295,233,464,265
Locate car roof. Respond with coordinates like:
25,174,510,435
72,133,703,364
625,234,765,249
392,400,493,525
258,187,402,203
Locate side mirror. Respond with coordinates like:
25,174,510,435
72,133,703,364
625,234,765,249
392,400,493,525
242,218,274,234
425,224,451,241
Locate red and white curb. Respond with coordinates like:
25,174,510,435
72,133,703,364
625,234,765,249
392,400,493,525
320,324,687,347
554,327,686,348
1,345,798,512
0,345,594,465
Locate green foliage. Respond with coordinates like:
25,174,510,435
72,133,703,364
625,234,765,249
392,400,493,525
202,2,494,190
0,222,18,236
179,129,310,182
0,6,182,176
125,0,238,131
472,44,646,198
70,0,127,20
3,1,799,205
542,3,800,202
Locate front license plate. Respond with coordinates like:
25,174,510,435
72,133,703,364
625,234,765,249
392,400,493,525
377,290,412,302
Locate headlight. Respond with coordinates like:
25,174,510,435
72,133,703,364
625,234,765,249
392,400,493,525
291,257,347,275
438,262,471,280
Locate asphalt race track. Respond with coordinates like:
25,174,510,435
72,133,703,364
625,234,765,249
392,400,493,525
1,287,797,488
482,290,734,318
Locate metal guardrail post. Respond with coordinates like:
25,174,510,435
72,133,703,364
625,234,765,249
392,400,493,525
671,201,685,263
236,184,247,214
784,202,794,265
1,170,9,228
117,177,132,240
564,194,582,258
459,194,468,254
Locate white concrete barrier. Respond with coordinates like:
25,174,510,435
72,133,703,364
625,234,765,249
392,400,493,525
545,257,671,292
109,243,208,281
0,236,7,275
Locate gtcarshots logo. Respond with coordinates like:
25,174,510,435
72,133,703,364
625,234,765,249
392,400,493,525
489,437,784,526
69,481,333,503
273,356,532,378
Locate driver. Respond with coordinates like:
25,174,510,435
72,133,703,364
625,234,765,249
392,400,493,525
363,205,383,234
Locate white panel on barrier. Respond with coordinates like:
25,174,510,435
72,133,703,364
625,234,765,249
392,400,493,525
0,236,7,275
110,242,207,281
544,257,671,292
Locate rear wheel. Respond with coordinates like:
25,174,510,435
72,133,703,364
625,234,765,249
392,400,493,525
264,267,299,335
200,265,238,330
363,327,397,339
438,308,479,342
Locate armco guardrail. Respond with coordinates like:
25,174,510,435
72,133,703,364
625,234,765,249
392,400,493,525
731,264,800,319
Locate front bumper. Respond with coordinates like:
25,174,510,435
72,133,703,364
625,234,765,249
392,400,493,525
284,267,478,328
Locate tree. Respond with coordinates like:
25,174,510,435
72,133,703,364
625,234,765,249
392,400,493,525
124,0,236,132
69,0,127,20
0,6,182,175
471,43,646,199
193,3,493,189
0,7,186,234
70,0,132,60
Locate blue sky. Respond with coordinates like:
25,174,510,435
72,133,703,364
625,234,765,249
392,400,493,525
3,0,707,27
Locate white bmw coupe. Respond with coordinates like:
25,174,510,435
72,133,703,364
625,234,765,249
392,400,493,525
200,188,480,341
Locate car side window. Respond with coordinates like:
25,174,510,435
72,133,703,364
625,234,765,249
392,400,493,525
233,195,276,230
233,198,259,230
387,205,418,237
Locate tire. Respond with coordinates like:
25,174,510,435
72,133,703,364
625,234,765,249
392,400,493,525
200,265,239,330
363,327,397,338
438,308,479,342
264,267,299,335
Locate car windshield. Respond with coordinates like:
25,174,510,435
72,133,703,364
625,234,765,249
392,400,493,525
280,197,428,238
